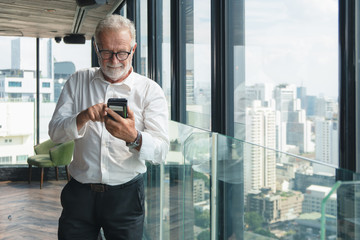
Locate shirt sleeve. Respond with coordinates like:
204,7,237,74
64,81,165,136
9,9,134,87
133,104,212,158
48,75,86,143
136,82,169,164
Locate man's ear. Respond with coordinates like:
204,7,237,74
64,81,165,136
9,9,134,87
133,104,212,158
132,43,137,53
93,41,98,53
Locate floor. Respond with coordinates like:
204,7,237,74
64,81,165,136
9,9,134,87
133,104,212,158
0,180,66,240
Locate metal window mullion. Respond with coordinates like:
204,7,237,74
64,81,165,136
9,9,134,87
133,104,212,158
155,0,163,86
338,1,357,239
211,0,226,134
159,163,164,240
36,38,40,145
147,0,163,83
147,0,155,81
171,0,186,123
355,1,360,238
91,37,99,68
356,0,360,174
339,0,356,173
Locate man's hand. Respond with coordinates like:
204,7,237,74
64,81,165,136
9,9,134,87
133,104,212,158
76,103,107,131
104,106,138,143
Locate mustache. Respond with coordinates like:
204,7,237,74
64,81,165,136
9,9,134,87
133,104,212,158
106,63,123,68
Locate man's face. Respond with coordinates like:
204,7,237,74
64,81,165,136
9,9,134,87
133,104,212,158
96,29,136,82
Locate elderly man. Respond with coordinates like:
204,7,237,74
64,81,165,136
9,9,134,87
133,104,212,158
49,14,169,240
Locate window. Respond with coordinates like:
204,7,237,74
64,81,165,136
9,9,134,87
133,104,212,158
0,156,12,164
39,38,91,142
16,155,27,164
119,3,126,17
0,36,91,166
185,0,211,130
8,81,22,87
42,93,50,102
238,0,339,167
8,93,22,99
42,82,50,88
139,0,148,77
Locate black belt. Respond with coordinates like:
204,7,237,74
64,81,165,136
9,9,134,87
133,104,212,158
74,174,143,192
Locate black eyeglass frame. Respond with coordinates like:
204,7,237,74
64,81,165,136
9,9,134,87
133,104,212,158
95,43,133,61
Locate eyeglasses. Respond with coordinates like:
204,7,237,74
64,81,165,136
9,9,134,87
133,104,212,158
96,43,132,61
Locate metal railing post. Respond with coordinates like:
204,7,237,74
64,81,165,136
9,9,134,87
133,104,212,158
159,163,164,240
211,133,218,239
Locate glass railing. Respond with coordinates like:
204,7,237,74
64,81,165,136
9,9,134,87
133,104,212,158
320,181,360,240
142,120,360,240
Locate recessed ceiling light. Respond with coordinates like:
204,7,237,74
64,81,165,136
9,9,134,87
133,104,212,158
44,9,56,13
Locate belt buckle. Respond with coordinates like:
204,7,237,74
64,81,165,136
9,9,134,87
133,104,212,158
91,184,106,192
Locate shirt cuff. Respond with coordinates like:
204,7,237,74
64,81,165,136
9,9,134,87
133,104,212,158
70,114,87,139
134,131,154,161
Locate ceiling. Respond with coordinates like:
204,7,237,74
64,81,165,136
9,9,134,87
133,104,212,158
0,0,124,40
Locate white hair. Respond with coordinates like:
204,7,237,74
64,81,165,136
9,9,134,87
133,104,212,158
94,14,136,48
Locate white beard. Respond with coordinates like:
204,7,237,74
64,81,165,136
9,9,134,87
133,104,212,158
99,60,131,81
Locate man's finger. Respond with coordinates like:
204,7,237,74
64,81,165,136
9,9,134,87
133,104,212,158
127,106,134,120
106,107,124,122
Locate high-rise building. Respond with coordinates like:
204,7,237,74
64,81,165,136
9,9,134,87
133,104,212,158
274,84,297,119
246,83,274,108
297,86,307,109
11,38,53,78
245,101,276,193
315,118,338,166
315,97,338,118
274,84,297,153
193,179,205,203
305,95,317,116
274,84,313,153
54,61,76,102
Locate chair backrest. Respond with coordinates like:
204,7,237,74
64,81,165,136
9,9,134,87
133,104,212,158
49,140,75,166
34,139,59,154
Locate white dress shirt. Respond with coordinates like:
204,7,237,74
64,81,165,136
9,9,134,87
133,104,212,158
48,67,169,185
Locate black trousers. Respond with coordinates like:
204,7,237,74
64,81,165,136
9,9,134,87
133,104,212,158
58,175,145,240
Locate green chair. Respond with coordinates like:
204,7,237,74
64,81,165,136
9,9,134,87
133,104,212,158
27,139,75,189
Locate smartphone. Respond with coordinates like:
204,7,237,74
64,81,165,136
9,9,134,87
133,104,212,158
107,98,127,119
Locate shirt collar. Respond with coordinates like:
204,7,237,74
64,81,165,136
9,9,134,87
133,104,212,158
92,67,134,91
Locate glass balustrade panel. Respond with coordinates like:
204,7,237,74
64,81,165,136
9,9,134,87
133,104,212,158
142,121,359,240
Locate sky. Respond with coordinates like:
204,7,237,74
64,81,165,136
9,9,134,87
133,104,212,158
245,0,338,98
